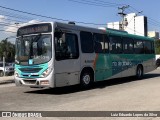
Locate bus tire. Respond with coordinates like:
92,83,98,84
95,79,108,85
80,69,93,88
136,65,143,79
0,71,4,77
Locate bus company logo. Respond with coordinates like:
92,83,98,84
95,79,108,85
2,112,11,117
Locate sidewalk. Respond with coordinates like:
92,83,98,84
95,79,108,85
0,75,14,85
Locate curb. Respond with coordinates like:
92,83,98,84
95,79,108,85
0,76,15,85
0,80,15,85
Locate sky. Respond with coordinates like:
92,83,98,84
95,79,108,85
0,0,160,43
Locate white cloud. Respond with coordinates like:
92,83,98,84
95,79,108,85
4,24,17,33
28,20,40,24
4,19,41,34
0,15,6,22
0,15,40,40
19,19,41,27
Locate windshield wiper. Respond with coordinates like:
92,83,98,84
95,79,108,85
29,34,42,59
32,34,41,42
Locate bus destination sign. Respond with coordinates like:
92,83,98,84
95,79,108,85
17,23,52,36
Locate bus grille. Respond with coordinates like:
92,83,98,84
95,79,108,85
19,68,42,73
23,79,37,85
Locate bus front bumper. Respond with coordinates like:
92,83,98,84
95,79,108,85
14,71,54,88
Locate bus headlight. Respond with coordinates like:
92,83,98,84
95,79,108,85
41,67,52,77
14,70,20,77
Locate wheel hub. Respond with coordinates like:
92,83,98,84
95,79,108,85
83,75,90,85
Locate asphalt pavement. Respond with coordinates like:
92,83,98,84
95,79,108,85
1,69,160,120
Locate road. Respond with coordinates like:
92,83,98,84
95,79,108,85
1,69,160,120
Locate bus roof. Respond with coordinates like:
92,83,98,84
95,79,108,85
55,22,154,41
105,27,154,41
18,21,154,41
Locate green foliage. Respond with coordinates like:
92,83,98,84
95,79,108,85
155,40,160,54
0,39,15,62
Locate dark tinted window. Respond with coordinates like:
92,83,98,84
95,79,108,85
144,41,152,54
109,36,122,54
66,33,79,58
54,32,79,60
123,37,134,54
104,35,109,53
93,33,104,53
80,31,94,53
134,40,144,54
93,33,109,53
17,23,52,36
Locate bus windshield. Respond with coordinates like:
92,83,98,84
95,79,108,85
15,34,52,65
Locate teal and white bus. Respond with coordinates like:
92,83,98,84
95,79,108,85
14,22,156,88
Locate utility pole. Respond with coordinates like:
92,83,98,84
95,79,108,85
118,5,129,30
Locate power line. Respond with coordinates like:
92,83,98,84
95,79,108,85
0,5,70,21
128,6,160,29
0,3,160,35
0,5,107,26
0,29,16,33
92,0,126,6
69,0,160,29
118,5,129,30
68,0,124,7
0,9,34,20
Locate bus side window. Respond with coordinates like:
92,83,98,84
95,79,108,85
65,33,79,58
123,37,134,54
109,36,122,54
93,33,104,53
134,40,144,54
104,35,109,53
144,41,152,54
54,31,79,60
80,31,94,53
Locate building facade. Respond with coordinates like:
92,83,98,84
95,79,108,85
107,13,148,37
148,31,159,39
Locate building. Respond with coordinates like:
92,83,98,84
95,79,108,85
148,31,159,39
107,13,148,37
107,22,120,30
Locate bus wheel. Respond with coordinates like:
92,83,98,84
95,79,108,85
0,71,4,77
136,65,143,79
80,70,93,88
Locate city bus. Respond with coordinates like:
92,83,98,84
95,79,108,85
14,22,156,88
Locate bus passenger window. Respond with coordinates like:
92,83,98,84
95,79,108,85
104,35,109,53
93,33,104,53
144,41,152,54
109,36,122,54
80,31,94,53
123,37,134,54
134,40,144,54
54,32,79,60
65,33,79,58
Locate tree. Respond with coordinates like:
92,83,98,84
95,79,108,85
0,39,15,62
155,39,160,54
